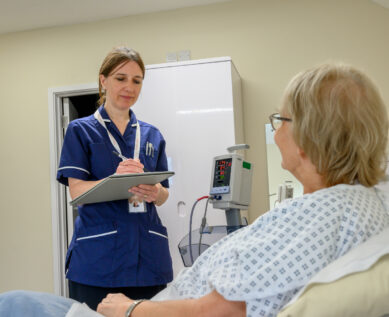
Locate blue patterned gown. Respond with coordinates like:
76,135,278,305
155,184,389,317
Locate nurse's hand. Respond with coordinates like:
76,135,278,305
129,183,169,206
129,184,160,203
97,293,132,317
116,159,144,175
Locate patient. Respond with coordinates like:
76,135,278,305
1,63,388,317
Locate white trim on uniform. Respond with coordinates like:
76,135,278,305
57,166,90,174
149,230,168,239
76,230,118,241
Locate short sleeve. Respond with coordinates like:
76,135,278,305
57,121,91,186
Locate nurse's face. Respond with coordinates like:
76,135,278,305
100,61,144,111
274,110,301,175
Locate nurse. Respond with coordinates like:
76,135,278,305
56,47,173,310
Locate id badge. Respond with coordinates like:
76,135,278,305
129,202,146,213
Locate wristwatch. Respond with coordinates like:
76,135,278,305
125,299,147,317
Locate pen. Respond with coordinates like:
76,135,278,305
112,151,128,161
112,151,150,172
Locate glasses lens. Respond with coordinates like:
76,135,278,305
273,117,282,130
270,114,281,130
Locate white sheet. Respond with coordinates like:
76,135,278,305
65,303,103,317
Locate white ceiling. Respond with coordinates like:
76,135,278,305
0,0,231,35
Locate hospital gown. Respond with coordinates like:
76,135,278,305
1,184,388,317
155,184,389,317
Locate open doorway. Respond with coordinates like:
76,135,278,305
62,94,99,246
48,83,98,296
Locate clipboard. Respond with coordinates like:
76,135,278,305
70,171,174,206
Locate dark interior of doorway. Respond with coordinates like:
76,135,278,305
65,93,99,245
69,93,100,118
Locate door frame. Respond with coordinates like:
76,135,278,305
48,83,98,296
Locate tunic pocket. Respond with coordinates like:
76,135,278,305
76,229,118,241
141,223,172,275
141,146,159,171
72,223,118,276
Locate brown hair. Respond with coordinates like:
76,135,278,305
98,47,145,106
283,63,388,187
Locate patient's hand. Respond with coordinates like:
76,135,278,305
97,293,132,317
97,290,246,317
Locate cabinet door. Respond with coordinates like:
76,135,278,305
134,60,238,274
133,66,186,275
173,62,235,224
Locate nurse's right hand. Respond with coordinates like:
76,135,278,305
116,158,144,175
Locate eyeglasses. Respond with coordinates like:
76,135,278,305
269,113,292,131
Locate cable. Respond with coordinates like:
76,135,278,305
198,197,211,257
188,196,209,265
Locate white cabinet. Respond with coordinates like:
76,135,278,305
133,57,244,275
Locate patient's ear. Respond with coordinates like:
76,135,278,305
297,147,320,174
297,147,307,159
297,147,314,167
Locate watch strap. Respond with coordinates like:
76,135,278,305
125,299,147,317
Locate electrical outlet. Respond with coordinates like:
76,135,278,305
166,52,177,62
178,50,191,61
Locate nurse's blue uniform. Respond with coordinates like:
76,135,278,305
57,105,173,306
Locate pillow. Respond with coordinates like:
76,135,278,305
277,253,389,317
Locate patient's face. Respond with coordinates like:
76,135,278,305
274,111,300,175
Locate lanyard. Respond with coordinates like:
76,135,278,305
94,109,141,160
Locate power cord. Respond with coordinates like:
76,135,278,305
188,196,210,265
198,197,211,257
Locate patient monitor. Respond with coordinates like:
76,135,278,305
179,144,253,267
210,144,253,232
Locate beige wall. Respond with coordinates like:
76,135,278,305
0,0,388,293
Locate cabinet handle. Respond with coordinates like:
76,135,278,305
177,201,186,217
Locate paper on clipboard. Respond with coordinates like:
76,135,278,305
70,171,174,206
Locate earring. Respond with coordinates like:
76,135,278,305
101,88,106,94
